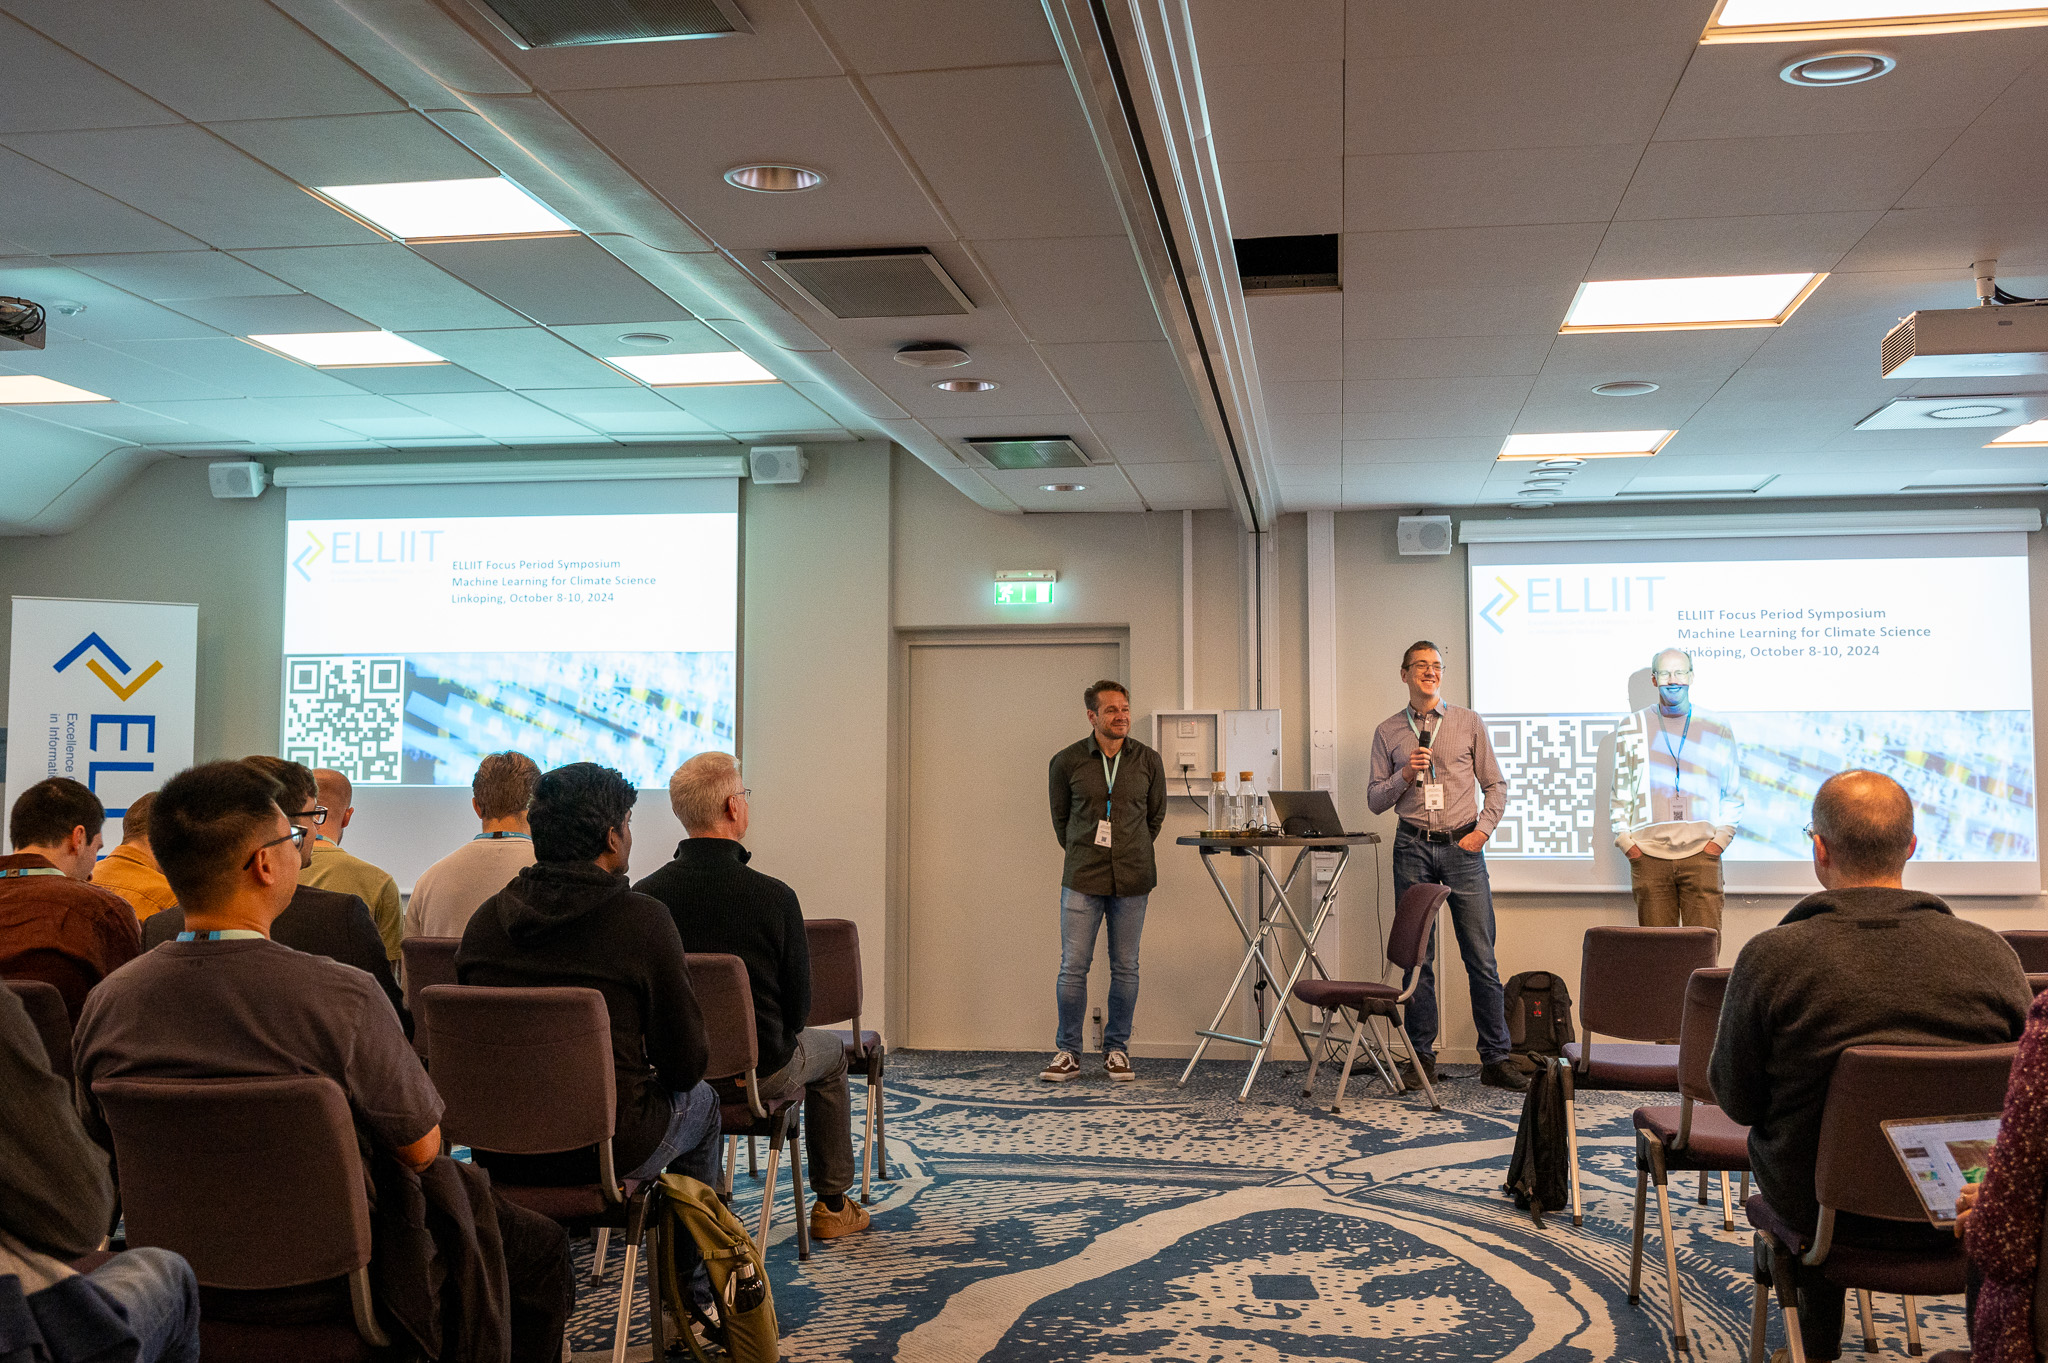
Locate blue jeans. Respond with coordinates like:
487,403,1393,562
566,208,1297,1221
626,1079,722,1185
1056,889,1148,1055
91,1246,201,1363
1392,832,1512,1065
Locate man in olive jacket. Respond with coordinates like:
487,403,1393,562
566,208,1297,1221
1042,679,1166,1084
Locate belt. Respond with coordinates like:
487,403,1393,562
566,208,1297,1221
1399,820,1476,845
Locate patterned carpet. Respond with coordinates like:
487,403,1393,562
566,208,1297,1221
565,1050,1969,1361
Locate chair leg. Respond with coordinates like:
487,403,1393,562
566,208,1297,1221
874,1056,892,1183
1902,1295,1921,1356
646,1221,664,1360
791,1108,811,1262
757,1129,785,1246
749,1134,758,1179
1720,1170,1735,1231
1331,1010,1366,1113
860,1073,879,1205
1856,1290,1877,1353
1698,1170,1709,1205
1769,1239,1809,1363
1302,1008,1328,1097
1627,1152,1649,1305
591,1227,609,1282
1397,1020,1440,1112
611,1233,639,1363
1750,1279,1770,1363
1561,1062,1584,1226
1741,1170,1749,1202
721,1135,737,1200
1650,1145,1690,1353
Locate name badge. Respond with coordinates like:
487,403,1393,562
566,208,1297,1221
1422,783,1445,811
1095,819,1114,848
1667,794,1692,822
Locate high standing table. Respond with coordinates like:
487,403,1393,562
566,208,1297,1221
1175,832,1380,1100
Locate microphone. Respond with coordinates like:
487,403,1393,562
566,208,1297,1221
1417,727,1435,750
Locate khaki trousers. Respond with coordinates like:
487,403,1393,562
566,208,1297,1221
1629,849,1723,933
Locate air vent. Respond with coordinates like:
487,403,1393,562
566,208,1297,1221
467,0,750,46
966,437,1089,470
763,248,974,319
1232,234,1340,294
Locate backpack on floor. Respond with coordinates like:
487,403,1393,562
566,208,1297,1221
1502,1059,1572,1229
654,1173,779,1363
1502,970,1576,1073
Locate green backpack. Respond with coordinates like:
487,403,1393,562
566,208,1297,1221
653,1173,780,1363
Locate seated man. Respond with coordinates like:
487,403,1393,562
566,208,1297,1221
1711,769,2030,1363
302,768,404,970
636,753,870,1240
89,791,178,924
145,757,406,1031
0,777,139,1023
73,761,569,1362
458,762,719,1192
407,751,539,940
1,972,199,1363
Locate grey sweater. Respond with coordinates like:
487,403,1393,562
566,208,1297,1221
1709,886,2029,1230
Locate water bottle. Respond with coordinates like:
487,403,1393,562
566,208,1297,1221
1238,772,1257,831
1207,772,1225,830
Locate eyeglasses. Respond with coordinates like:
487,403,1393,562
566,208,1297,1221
286,805,329,826
1802,824,1819,841
243,825,308,869
1405,663,1443,675
1653,672,1694,684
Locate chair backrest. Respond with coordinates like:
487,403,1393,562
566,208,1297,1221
685,952,758,1083
94,1075,371,1289
1814,1042,2019,1222
804,918,863,1030
1578,926,1720,1041
400,936,461,1013
5,977,73,1084
1677,967,1732,1103
2004,931,2048,973
1386,883,1451,974
2030,973,2048,999
420,984,614,1156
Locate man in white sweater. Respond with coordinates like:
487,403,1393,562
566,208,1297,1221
406,752,540,939
1609,648,1743,932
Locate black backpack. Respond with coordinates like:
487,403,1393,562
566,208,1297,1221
1503,1060,1572,1228
1503,970,1575,1064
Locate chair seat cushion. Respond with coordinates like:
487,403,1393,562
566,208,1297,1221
492,1181,622,1225
1819,1242,1967,1296
1746,1193,1811,1255
826,1028,885,1069
1563,1041,1680,1091
198,1319,376,1363
1632,1104,1752,1169
1292,979,1400,1009
720,1093,798,1135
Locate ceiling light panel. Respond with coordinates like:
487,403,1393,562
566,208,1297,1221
605,351,777,386
1561,274,1825,333
0,375,113,403
1988,420,2048,446
1705,0,2048,41
1499,430,1677,460
315,178,576,242
246,332,449,367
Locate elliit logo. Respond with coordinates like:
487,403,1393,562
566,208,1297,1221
53,632,162,700
1478,576,1521,634
294,530,326,582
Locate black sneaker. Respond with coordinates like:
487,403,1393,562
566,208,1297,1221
1480,1060,1531,1092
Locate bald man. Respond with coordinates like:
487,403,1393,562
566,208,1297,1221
1610,647,1744,931
300,768,403,966
1711,770,2028,1363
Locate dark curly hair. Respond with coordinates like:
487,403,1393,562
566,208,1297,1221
529,763,637,864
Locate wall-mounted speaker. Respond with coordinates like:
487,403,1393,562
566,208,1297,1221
748,445,807,485
208,460,267,500
1396,514,1453,555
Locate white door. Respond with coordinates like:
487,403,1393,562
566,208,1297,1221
904,636,1122,1051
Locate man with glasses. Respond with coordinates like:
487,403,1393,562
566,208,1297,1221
1367,642,1526,1091
1610,647,1744,931
144,756,406,1032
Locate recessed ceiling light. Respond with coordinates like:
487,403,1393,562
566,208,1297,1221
1511,501,1556,509
1987,420,2048,446
0,375,112,403
1928,403,2009,420
1591,380,1662,397
933,379,999,393
616,332,674,348
246,331,448,367
313,177,575,242
1562,273,1825,333
895,344,971,368
723,165,826,193
1535,458,1587,470
1040,483,1087,493
1705,0,2048,43
605,351,778,386
1780,50,1897,85
1499,430,1676,460
1522,478,1570,489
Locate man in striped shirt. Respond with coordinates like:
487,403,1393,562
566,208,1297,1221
1610,648,1743,932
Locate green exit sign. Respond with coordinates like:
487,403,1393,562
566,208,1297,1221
995,581,1054,605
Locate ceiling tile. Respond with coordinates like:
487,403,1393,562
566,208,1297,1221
501,0,841,91
1342,436,1501,465
1344,374,1535,416
521,391,721,436
1537,329,1771,378
0,148,202,254
1343,335,1553,380
1615,131,1959,221
104,337,371,398
169,293,368,334
0,0,403,121
1345,146,1635,231
1204,61,1344,163
1901,122,2048,209
1346,2,1703,60
1832,205,2048,274
1037,341,1189,412
658,383,839,432
1188,0,1342,66
548,320,731,358
413,236,697,327
1345,46,1686,155
126,397,372,444
1264,411,1342,464
0,411,130,523
1342,223,1605,291
1345,282,1578,339
0,13,181,134
982,465,1145,512
0,264,223,341
1265,380,1342,414
396,328,637,391
1342,460,1489,508
2,125,388,250
0,338,231,402
805,0,1061,72
975,236,1163,344
330,365,503,396
1124,461,1230,510
1248,336,1344,383
1587,212,1883,279
1342,406,1519,441
323,413,475,440
231,244,527,332
1082,407,1213,464
208,112,495,189
1216,159,1344,239
57,250,297,300
1274,468,1343,511
1245,291,1343,342
395,392,597,440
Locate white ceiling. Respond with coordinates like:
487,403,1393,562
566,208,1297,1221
4,0,2048,530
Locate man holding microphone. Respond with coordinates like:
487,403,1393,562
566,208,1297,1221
1367,641,1526,1091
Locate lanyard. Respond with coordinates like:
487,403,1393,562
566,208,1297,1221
0,867,66,879
1659,708,1693,791
472,832,532,842
176,930,265,941
1099,745,1123,820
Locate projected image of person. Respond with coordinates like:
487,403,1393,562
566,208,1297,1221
1610,648,1742,932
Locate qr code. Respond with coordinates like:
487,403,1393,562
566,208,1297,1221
283,656,402,783
1486,715,1616,858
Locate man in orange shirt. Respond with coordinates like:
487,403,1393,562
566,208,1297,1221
90,791,177,924
0,778,140,1023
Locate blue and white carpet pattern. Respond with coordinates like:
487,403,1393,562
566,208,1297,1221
567,1051,1968,1361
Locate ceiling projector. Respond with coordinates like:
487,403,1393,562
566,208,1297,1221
0,297,46,351
1881,305,2048,378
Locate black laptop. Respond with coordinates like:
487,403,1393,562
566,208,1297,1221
1267,790,1355,838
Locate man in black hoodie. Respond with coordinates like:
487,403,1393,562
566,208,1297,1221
1711,769,2030,1362
457,763,719,1192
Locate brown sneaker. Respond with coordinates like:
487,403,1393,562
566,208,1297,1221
1039,1050,1081,1082
809,1196,871,1240
1104,1050,1135,1081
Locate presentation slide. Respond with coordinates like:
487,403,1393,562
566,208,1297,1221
1467,532,2036,892
282,486,736,789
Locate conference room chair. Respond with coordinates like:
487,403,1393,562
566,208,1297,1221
1561,926,1720,1227
5,977,73,1084
1628,967,1748,1355
93,1074,391,1362
420,983,661,1363
1747,1042,2019,1363
1291,883,1454,1113
688,951,810,1262
805,917,889,1203
2003,930,2048,973
398,936,460,1064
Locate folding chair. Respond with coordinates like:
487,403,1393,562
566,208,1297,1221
1292,883,1452,1112
688,951,810,1261
806,917,889,1202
